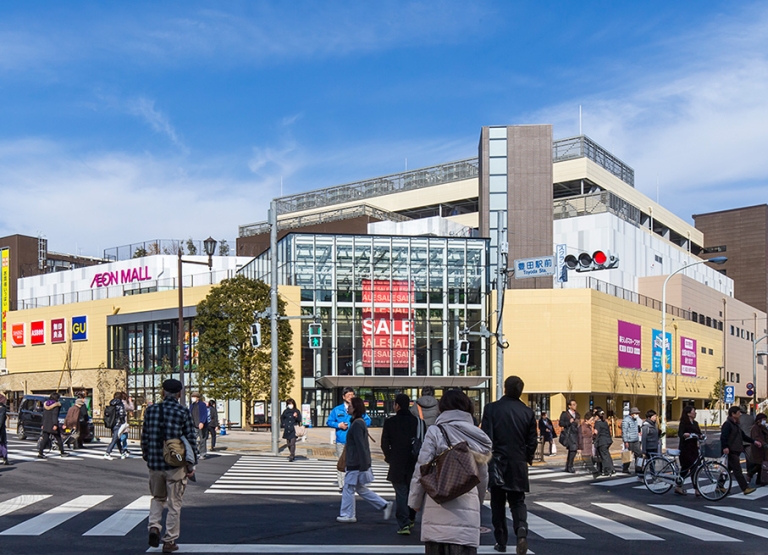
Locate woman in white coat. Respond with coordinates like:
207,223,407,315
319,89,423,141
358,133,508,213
408,389,493,555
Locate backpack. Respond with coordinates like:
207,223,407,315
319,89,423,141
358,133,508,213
104,404,117,429
64,405,81,430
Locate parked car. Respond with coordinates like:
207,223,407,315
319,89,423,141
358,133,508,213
16,395,94,443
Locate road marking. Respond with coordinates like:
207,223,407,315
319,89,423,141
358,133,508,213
593,503,739,542
483,500,581,540
593,476,642,487
553,474,600,483
528,471,572,480
146,545,530,554
707,505,768,522
0,495,51,518
83,496,152,536
651,505,768,538
0,495,111,536
535,502,662,540
724,486,768,500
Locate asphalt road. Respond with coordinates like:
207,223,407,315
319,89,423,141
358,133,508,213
0,432,765,555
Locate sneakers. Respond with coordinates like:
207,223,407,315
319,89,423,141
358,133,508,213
336,516,356,523
162,541,179,553
743,486,757,495
516,527,528,555
383,501,394,520
59,452,69,457
103,453,113,460
148,527,161,548
37,454,46,460
493,544,507,553
396,526,411,535
120,451,129,459
408,519,415,530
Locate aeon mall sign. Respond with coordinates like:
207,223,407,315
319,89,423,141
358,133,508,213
90,266,152,288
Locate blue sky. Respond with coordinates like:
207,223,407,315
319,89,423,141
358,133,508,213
0,1,766,257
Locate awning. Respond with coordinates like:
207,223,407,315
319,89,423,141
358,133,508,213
315,376,490,389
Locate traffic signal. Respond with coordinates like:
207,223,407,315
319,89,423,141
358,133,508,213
564,250,619,272
308,323,322,349
457,339,470,368
250,322,261,348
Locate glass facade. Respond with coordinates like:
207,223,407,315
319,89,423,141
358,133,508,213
240,233,492,425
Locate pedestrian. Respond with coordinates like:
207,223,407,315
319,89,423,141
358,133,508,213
578,409,599,478
141,378,198,553
118,392,132,455
207,399,220,452
481,376,537,555
410,386,439,428
281,398,302,462
189,392,208,460
621,407,642,475
337,397,393,523
677,405,702,496
747,413,768,486
75,391,90,449
558,399,580,473
327,387,371,491
538,411,556,456
409,389,492,555
641,409,660,461
593,407,614,476
721,406,760,495
104,392,128,460
0,393,10,465
381,393,423,535
37,393,68,459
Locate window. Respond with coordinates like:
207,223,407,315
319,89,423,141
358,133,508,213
736,374,740,383
692,312,698,322
708,348,713,355
701,346,706,354
731,325,735,335
699,314,705,325
654,255,663,264
718,321,723,331
706,316,712,327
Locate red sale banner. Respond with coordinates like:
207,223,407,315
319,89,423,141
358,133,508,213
362,279,414,368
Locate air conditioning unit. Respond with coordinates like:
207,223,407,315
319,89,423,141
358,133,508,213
0,368,8,375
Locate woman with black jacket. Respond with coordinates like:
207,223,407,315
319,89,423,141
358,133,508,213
281,398,302,462
0,394,9,465
593,408,614,476
677,405,703,496
337,397,393,523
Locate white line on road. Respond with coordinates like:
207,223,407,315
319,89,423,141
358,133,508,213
593,503,739,542
651,505,768,538
535,502,663,540
0,495,111,536
146,545,531,554
528,472,572,481
83,496,152,536
594,476,644,487
707,505,768,522
0,495,51,518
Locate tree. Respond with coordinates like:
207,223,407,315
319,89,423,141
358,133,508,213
186,238,198,255
218,239,230,257
195,274,294,425
133,246,148,258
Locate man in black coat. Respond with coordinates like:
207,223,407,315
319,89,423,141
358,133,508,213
721,406,761,495
558,399,580,473
381,393,422,535
481,376,538,555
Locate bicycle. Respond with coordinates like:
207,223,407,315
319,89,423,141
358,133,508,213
643,434,732,501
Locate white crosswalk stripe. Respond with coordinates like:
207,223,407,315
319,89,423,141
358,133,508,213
206,456,394,496
534,502,664,540
0,495,51,517
83,495,152,536
651,505,768,538
0,495,111,536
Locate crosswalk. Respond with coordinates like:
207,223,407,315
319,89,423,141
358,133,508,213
205,456,395,496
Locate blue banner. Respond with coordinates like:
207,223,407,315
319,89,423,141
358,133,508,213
652,329,672,373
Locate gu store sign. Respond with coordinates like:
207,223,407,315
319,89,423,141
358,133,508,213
361,279,415,368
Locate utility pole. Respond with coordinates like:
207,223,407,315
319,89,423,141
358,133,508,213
269,201,280,456
495,211,507,401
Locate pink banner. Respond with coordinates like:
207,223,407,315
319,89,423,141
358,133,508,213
680,336,697,376
618,320,641,369
362,279,414,368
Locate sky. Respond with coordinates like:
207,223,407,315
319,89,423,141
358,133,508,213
0,1,766,257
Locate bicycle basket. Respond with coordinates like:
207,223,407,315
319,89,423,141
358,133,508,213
701,441,721,459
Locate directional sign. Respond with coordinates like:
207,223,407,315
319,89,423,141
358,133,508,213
724,385,735,404
514,256,555,279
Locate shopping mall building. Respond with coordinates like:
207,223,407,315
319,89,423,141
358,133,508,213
1,125,765,427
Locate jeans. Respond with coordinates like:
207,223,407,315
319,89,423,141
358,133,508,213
209,426,217,450
490,486,527,547
197,426,208,458
391,481,416,529
106,427,124,455
335,442,345,489
120,433,128,452
339,469,387,519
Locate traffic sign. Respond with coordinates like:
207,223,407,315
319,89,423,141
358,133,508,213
746,382,754,390
514,255,555,278
724,385,735,404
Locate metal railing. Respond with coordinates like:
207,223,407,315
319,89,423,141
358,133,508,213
553,135,635,187
240,204,413,237
580,275,691,320
553,191,643,227
104,239,232,262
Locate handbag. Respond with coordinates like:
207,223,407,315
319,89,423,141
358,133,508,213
336,444,347,472
295,425,307,438
621,449,632,464
159,403,186,468
411,417,425,459
419,424,480,505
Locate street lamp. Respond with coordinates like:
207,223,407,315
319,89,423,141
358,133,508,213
177,237,217,405
661,256,726,450
753,336,768,415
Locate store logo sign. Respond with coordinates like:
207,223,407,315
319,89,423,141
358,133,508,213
71,316,87,341
89,266,152,288
51,318,66,343
11,323,24,347
30,320,45,345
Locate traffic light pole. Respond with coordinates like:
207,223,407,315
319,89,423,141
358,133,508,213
269,201,280,456
754,334,768,415
496,214,507,402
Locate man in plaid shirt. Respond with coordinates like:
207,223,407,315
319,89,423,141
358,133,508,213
141,379,198,553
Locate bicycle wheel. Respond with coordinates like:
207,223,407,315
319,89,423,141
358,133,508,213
643,457,676,494
695,461,731,501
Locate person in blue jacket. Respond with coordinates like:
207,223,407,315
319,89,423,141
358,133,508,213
327,387,371,490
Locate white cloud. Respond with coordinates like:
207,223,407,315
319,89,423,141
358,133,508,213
527,4,768,220
125,97,186,151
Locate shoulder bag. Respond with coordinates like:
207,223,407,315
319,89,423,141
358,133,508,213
160,403,186,468
411,413,425,459
419,423,480,504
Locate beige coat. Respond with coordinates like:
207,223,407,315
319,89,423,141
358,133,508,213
408,410,492,548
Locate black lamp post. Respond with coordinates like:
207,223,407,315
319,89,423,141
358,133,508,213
177,237,217,405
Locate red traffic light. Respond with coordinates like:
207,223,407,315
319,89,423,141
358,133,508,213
592,250,607,265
